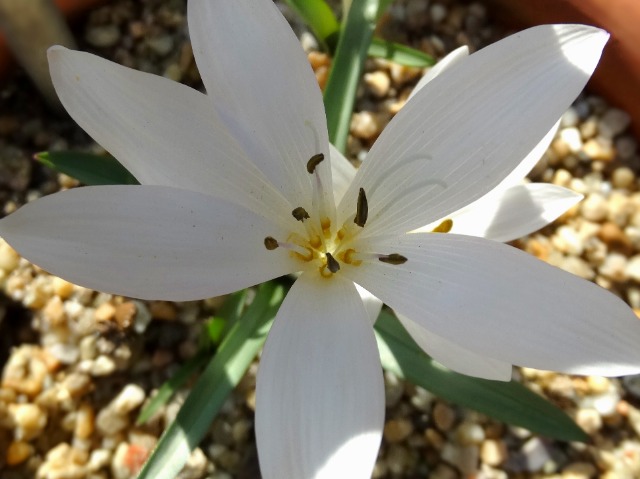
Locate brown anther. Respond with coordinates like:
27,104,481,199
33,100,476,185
354,187,368,227
292,207,310,222
306,153,325,174
264,237,279,250
379,253,407,265
326,252,341,273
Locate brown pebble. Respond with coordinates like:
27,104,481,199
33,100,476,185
149,301,177,321
383,418,414,443
43,296,66,325
597,222,633,255
6,440,33,466
94,302,116,322
432,402,456,431
115,302,136,328
75,403,95,440
63,372,92,398
51,276,74,299
526,238,551,262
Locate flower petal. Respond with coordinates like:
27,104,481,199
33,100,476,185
396,313,513,380
0,186,297,301
188,0,332,215
330,144,357,205
256,273,384,479
408,46,469,100
338,25,608,236
346,233,640,376
355,284,383,325
48,47,290,225
418,183,582,242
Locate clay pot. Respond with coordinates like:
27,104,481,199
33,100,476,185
486,0,640,137
0,0,108,75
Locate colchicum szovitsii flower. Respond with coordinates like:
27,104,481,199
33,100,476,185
2,0,640,477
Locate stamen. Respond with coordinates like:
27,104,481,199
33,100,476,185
264,237,279,250
265,236,313,260
432,218,453,233
292,207,310,222
307,153,325,174
379,253,408,265
354,188,368,227
325,252,341,273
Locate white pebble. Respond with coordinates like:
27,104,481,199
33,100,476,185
430,3,447,23
560,127,583,153
598,108,631,138
560,107,579,127
522,437,552,472
580,193,608,222
575,408,602,434
598,254,628,282
626,256,640,282
112,384,146,415
612,166,636,189
91,355,116,376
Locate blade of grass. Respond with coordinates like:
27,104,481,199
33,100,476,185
35,151,139,186
137,282,285,479
375,311,588,442
324,0,380,152
370,38,435,67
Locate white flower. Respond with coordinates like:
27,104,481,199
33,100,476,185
1,0,638,477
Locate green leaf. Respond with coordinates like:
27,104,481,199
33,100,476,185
215,289,247,334
374,311,589,442
284,0,340,51
35,151,139,186
324,0,380,152
375,0,394,19
137,282,285,479
369,37,435,67
135,352,209,426
205,317,227,344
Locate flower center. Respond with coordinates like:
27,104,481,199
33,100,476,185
264,153,416,279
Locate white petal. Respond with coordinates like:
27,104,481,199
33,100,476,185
339,25,608,236
396,313,512,380
188,0,332,215
346,233,640,376
408,46,469,100
0,186,297,301
48,47,291,225
330,144,356,205
355,284,383,325
497,120,560,190
418,183,582,242
256,273,384,479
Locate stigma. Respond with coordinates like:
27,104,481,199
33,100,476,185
264,153,417,279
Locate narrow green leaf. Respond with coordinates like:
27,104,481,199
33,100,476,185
284,0,340,51
370,37,435,67
35,151,139,186
205,317,226,344
135,352,209,426
137,282,285,479
215,289,248,335
375,311,589,442
324,0,380,152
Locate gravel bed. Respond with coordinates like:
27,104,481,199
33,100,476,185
1,0,640,478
